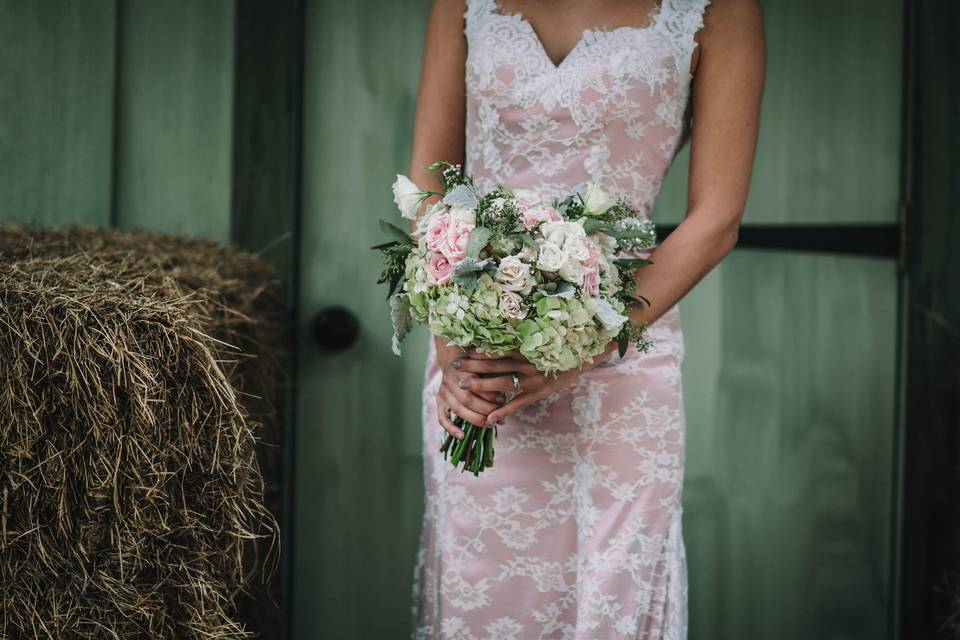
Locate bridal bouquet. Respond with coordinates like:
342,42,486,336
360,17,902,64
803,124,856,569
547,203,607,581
374,161,657,475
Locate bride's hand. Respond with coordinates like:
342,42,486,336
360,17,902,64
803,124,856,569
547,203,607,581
456,343,619,425
435,336,505,440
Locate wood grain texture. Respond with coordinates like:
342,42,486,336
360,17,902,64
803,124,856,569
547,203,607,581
655,0,902,225
900,1,960,637
0,0,116,226
112,0,235,242
293,0,432,637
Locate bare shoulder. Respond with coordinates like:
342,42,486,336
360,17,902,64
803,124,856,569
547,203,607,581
428,0,468,26
692,0,764,76
701,0,764,44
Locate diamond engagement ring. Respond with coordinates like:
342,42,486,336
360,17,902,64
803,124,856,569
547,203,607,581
511,373,521,392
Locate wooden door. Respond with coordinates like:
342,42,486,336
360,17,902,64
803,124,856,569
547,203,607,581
292,0,905,638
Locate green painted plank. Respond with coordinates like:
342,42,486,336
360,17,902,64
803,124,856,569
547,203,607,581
294,0,432,637
0,0,116,226
113,0,235,243
655,0,902,225
680,252,896,639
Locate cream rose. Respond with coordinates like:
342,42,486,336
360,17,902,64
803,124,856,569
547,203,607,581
392,174,425,219
498,291,527,319
496,255,535,295
581,182,616,216
537,242,566,272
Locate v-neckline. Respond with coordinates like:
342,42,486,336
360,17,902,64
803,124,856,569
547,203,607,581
488,0,666,70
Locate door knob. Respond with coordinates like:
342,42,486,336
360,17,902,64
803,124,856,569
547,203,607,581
312,306,360,352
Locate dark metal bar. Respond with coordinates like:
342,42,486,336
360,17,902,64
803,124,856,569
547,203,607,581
655,223,901,258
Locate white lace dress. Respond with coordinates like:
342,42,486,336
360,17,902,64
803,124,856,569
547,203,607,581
412,1,709,638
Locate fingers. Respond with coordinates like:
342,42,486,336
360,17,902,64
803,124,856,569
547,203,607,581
458,374,516,394
454,358,523,374
440,387,495,427
487,390,544,425
478,390,506,404
437,399,465,439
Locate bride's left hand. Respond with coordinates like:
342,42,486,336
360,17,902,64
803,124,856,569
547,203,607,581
454,343,618,425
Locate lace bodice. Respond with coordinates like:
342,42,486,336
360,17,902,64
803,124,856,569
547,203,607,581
464,0,710,221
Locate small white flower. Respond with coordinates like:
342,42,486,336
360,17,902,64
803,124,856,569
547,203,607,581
495,255,535,295
537,242,566,272
498,292,527,319
581,182,616,216
392,174,426,219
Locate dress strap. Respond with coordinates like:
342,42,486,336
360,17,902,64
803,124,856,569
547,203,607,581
464,0,496,32
654,0,711,80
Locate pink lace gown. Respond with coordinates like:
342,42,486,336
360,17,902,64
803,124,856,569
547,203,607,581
412,1,709,638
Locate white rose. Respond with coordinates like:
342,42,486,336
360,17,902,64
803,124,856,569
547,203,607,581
564,236,590,261
498,291,527,319
448,206,476,226
537,242,566,272
496,255,535,295
392,174,425,219
581,182,616,216
541,220,586,248
539,221,568,246
559,256,586,285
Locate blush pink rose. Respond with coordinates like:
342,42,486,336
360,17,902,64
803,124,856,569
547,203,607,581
583,267,600,296
521,205,563,230
582,236,602,269
425,213,450,253
426,252,453,285
440,218,473,264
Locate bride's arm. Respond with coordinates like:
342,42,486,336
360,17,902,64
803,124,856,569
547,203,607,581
476,0,767,426
409,0,504,436
623,0,765,329
408,0,467,202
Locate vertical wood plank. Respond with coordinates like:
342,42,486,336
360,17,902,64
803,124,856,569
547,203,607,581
229,1,306,636
294,0,432,637
0,0,116,226
113,0,235,243
900,1,960,638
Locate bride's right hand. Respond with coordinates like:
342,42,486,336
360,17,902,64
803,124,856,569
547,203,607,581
435,336,504,439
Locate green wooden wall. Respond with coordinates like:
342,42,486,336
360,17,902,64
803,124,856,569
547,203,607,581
0,0,237,242
0,1,906,639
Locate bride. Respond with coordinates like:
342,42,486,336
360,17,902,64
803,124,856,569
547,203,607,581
407,0,764,637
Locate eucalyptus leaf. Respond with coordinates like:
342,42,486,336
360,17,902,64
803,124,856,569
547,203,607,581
442,184,479,210
516,233,539,249
581,218,606,233
379,219,412,245
618,329,630,358
467,226,492,258
614,257,653,270
389,293,413,356
544,282,576,299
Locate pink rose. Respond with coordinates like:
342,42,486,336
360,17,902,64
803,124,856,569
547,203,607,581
440,217,473,264
426,252,453,285
582,236,602,269
583,267,600,295
426,213,450,253
521,205,563,230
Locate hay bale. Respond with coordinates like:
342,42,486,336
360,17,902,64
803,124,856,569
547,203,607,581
0,224,286,639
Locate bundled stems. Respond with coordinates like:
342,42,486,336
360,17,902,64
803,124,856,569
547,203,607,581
440,418,497,476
